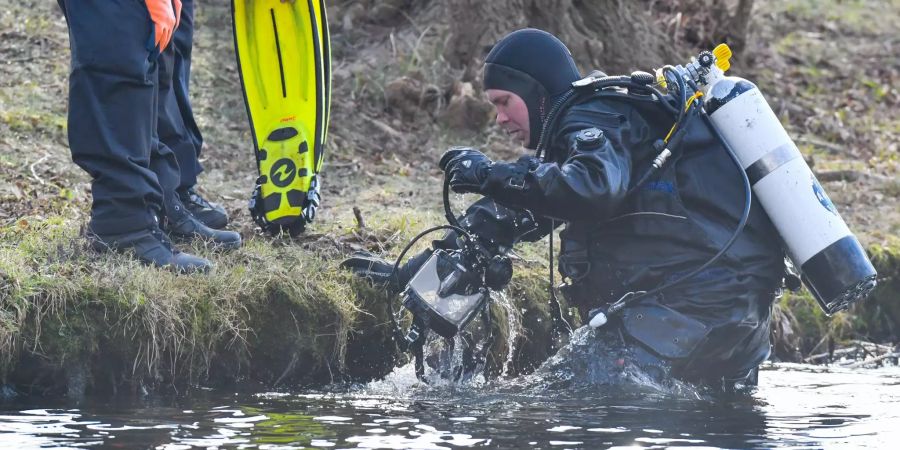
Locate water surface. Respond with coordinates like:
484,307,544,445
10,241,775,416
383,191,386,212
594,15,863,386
1,361,899,448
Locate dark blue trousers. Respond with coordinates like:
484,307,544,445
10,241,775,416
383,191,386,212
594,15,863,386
166,0,204,191
58,0,191,235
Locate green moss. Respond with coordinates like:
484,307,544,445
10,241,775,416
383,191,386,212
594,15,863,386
0,108,67,138
780,0,887,33
342,278,404,381
778,290,832,355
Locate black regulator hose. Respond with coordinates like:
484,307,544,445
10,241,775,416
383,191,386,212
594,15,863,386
663,65,687,126
443,176,463,230
385,178,476,347
535,77,677,159
394,178,472,285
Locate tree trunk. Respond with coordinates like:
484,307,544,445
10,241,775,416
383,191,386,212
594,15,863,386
727,0,754,52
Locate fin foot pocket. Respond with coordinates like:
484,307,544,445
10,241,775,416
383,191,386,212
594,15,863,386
268,127,299,142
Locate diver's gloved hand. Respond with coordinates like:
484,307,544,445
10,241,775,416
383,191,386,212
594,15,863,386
439,147,493,194
145,0,182,50
340,250,432,292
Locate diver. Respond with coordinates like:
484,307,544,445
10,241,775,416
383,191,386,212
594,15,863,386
345,28,786,389
57,0,240,273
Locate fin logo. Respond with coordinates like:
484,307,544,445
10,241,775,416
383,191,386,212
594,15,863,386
812,174,837,215
270,159,297,188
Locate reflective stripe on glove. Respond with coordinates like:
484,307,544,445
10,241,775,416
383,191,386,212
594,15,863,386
340,250,433,293
439,147,493,194
340,251,396,286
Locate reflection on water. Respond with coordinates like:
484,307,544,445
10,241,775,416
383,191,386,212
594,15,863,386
1,362,899,448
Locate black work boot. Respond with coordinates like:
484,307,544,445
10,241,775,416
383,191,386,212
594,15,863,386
164,199,242,250
87,224,212,274
179,187,228,229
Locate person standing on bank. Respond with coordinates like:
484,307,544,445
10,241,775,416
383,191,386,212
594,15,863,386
163,0,231,230
57,0,240,273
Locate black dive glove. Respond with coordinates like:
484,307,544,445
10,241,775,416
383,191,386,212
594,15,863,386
440,148,540,198
341,250,432,293
439,147,493,194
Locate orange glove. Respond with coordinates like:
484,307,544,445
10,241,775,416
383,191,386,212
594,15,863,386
173,0,182,30
145,0,180,50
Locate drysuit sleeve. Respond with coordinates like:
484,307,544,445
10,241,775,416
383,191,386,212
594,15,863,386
481,109,633,222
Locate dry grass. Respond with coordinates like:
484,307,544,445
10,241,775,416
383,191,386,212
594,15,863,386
0,195,559,388
0,215,359,385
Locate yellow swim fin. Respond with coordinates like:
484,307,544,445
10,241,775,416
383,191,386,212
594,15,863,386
232,0,331,235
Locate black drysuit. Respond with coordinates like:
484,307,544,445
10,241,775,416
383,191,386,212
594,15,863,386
476,92,785,385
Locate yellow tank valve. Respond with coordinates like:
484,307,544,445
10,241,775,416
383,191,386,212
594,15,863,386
713,43,732,72
654,68,668,89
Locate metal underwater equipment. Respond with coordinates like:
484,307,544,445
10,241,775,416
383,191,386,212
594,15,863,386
387,179,513,381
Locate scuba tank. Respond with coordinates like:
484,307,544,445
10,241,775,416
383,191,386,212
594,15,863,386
690,45,877,315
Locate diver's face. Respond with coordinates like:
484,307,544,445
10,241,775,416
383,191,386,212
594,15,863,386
487,89,529,145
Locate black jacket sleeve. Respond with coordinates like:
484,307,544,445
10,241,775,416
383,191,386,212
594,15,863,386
481,103,634,222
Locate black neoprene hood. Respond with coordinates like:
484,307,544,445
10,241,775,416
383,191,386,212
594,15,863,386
483,28,581,149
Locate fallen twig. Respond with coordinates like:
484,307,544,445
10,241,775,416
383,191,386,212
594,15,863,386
805,331,832,358
803,346,856,363
353,206,367,230
29,153,50,186
849,340,896,353
362,114,404,139
816,169,862,183
796,136,843,154
8,54,47,64
843,352,900,369
273,352,300,387
409,24,432,66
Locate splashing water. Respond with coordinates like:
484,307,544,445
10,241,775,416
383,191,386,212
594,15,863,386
493,291,523,377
